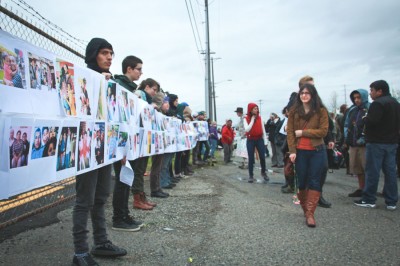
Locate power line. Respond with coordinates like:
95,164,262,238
188,0,203,51
185,0,202,53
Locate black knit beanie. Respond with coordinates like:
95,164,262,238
85,38,113,73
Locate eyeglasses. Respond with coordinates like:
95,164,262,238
300,92,311,96
134,68,142,72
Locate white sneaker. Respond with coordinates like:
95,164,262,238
386,205,397,211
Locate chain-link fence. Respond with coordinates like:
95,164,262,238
0,1,87,229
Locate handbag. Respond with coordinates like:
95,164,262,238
283,152,294,178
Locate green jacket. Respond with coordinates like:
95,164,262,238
113,74,137,92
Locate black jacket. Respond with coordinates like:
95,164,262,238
114,74,137,93
365,95,400,144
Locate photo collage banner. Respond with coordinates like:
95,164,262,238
0,30,208,199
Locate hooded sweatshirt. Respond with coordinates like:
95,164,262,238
244,103,265,140
85,38,113,74
345,89,369,147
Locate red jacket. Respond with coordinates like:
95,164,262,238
221,125,234,144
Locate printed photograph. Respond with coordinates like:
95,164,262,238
96,79,106,120
78,78,91,116
107,124,119,159
94,122,105,165
118,131,128,147
28,52,56,90
77,122,92,171
106,82,118,121
56,126,77,171
56,60,76,116
1,44,26,89
31,126,59,160
118,89,129,123
9,126,32,169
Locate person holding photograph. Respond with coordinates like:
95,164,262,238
112,55,143,232
72,38,126,266
287,83,329,228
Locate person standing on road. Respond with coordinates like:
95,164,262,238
344,89,369,198
72,38,127,266
221,119,235,164
354,80,400,210
244,103,269,183
111,55,144,232
265,113,280,167
234,107,248,169
287,83,328,228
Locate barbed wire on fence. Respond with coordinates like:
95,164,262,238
0,1,87,229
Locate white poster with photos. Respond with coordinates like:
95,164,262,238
0,30,30,114
29,119,62,183
56,119,79,181
74,66,94,119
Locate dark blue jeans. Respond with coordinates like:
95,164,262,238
246,138,266,177
295,147,327,191
73,165,111,254
363,143,398,205
161,153,174,187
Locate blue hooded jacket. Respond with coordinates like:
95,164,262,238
344,89,369,146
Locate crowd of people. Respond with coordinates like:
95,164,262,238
70,37,400,266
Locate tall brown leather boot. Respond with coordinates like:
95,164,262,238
133,193,153,210
305,190,321,228
297,189,307,215
140,192,157,207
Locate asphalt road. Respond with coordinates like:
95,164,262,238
0,153,399,266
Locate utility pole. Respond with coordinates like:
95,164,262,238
343,84,347,105
204,0,212,119
211,57,216,121
258,99,263,115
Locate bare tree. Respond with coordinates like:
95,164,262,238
329,91,338,113
391,88,400,102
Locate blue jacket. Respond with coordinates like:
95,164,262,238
345,89,369,147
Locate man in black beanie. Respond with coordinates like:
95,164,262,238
72,37,127,266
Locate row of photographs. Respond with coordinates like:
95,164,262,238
1,119,204,200
7,119,203,172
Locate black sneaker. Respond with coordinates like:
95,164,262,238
112,220,140,232
354,199,376,208
124,215,144,228
248,176,254,183
262,172,269,182
91,241,127,257
73,253,99,266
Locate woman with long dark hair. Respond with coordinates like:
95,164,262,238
287,83,328,227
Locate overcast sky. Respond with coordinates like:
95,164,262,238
8,0,400,124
